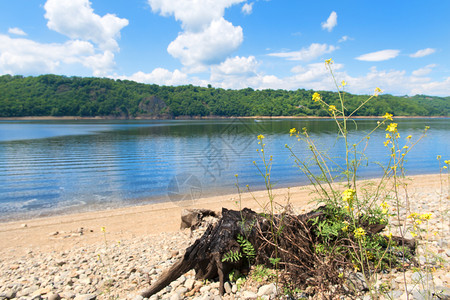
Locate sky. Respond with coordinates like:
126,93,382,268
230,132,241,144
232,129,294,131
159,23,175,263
1,0,450,96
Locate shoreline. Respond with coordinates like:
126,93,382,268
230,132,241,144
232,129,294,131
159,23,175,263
0,173,446,259
0,115,448,121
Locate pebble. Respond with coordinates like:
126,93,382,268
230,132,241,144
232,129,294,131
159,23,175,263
257,283,276,296
242,290,258,299
0,187,448,300
223,282,232,294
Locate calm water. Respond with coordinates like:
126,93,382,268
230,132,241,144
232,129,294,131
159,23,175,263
0,118,448,221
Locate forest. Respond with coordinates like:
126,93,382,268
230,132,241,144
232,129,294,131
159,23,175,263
0,74,448,118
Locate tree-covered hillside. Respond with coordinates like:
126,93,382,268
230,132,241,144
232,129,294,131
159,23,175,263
0,74,448,118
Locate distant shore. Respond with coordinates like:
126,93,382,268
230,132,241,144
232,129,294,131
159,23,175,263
0,115,448,121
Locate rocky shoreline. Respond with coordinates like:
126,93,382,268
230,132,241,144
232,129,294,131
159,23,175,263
1,181,449,300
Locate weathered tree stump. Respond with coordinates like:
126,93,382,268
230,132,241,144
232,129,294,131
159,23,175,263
141,207,416,298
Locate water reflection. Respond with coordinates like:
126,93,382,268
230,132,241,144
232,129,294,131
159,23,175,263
0,118,448,220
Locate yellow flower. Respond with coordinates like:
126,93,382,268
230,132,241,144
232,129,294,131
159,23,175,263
101,226,106,233
444,166,448,169
437,155,442,160
383,113,393,121
289,128,296,136
386,123,398,133
407,135,412,139
410,232,417,238
342,189,356,204
257,134,265,140
340,80,347,87
374,87,383,96
419,213,432,220
312,92,321,102
385,133,391,139
354,227,366,239
444,160,450,164
408,212,419,219
384,140,390,147
344,205,354,212
325,58,333,65
385,232,393,239
403,146,409,149
329,105,337,112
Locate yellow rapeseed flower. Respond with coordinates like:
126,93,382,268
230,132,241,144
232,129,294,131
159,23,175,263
444,160,450,165
342,221,349,232
408,212,419,219
383,113,393,121
437,155,442,160
289,128,296,136
340,80,347,87
354,227,366,239
312,92,321,102
101,226,106,233
342,189,355,204
257,134,265,140
386,123,398,133
384,140,390,147
419,213,432,220
325,58,333,65
380,201,390,214
374,87,383,96
410,232,417,238
386,133,391,139
407,135,412,139
329,105,337,112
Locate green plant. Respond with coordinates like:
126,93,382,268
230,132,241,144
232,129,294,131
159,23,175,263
237,234,256,262
222,250,242,263
283,59,438,299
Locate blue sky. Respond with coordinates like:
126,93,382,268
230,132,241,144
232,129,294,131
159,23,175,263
1,0,449,96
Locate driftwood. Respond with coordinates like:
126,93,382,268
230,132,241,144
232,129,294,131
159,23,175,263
141,207,323,297
141,207,416,298
180,208,219,230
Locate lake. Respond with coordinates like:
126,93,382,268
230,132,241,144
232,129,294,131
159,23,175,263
0,118,448,221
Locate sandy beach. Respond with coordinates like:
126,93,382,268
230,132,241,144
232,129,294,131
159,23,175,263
0,173,449,299
0,173,446,259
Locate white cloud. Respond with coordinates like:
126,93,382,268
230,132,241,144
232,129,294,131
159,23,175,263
321,11,337,32
44,0,129,51
167,18,243,70
8,27,27,36
268,43,337,61
148,0,245,70
409,48,436,58
82,51,116,76
242,2,253,15
355,49,400,62
0,34,115,76
148,0,244,31
213,56,258,75
120,69,190,86
338,35,352,43
412,64,437,77
205,60,450,96
209,56,259,88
